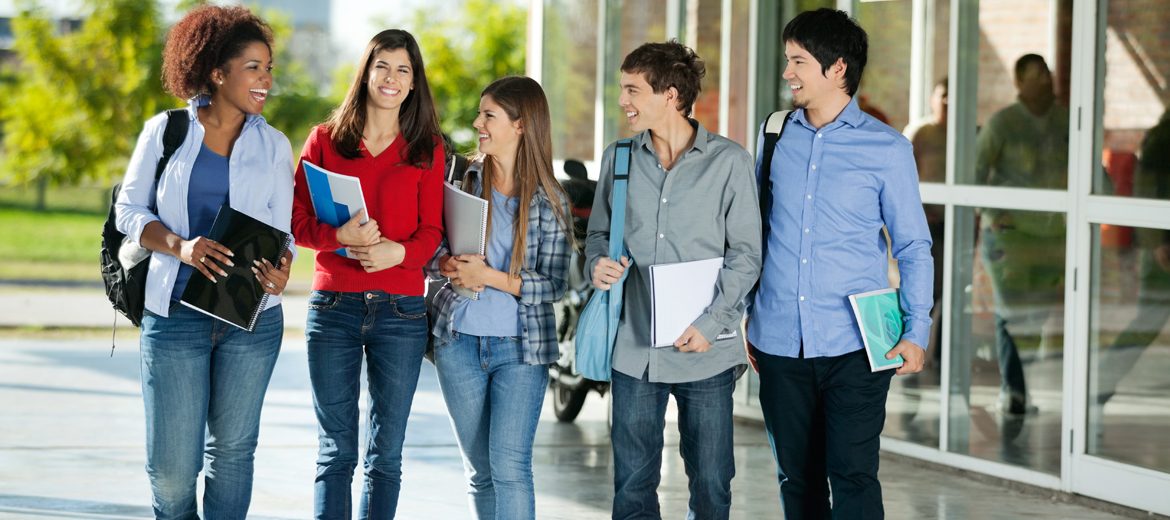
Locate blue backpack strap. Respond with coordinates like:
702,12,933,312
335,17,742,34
609,139,633,261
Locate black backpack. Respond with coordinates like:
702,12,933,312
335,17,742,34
100,109,189,329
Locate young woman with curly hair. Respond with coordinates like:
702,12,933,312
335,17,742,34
425,76,572,520
114,5,294,518
290,29,445,520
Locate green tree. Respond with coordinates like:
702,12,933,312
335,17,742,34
409,0,526,152
0,0,175,209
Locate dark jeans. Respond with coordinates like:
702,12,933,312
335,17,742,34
757,348,894,520
305,290,429,520
610,368,736,520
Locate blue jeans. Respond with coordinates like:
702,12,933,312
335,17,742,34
305,290,429,520
611,368,737,520
433,332,549,520
139,303,283,520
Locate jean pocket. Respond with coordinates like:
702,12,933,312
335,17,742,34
308,290,340,310
392,296,427,319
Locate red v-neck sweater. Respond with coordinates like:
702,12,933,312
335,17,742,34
292,125,445,296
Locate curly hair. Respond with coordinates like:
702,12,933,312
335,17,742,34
162,5,274,100
620,40,705,117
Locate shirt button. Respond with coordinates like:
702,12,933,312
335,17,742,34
662,198,667,203
811,165,817,170
800,296,805,301
805,228,809,233
657,163,662,169
802,259,807,263
659,233,665,238
807,195,812,199
817,133,823,138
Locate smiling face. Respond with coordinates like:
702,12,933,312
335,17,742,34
618,71,679,134
782,41,846,111
365,47,414,112
210,41,273,114
474,94,523,158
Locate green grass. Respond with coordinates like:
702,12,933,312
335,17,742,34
0,184,315,286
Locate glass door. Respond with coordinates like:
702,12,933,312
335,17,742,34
1069,0,1170,514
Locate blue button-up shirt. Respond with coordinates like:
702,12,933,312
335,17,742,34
748,98,933,358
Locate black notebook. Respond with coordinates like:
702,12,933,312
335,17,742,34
180,205,291,332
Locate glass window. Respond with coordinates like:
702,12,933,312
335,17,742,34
957,0,1073,189
726,0,751,147
948,207,1065,474
601,0,667,145
682,0,722,133
543,0,600,162
884,203,945,447
1088,224,1170,473
1091,0,1170,198
855,0,914,133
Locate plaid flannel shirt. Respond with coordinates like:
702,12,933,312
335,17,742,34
425,168,571,365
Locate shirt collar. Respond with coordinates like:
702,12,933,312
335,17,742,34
187,94,264,128
791,96,865,130
634,117,709,156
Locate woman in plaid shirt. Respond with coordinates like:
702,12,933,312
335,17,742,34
425,76,572,520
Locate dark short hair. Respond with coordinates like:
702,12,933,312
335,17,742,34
1014,54,1048,81
163,5,274,100
782,8,867,97
935,76,949,90
620,40,705,117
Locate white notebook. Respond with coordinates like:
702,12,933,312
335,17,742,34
649,257,724,347
442,181,489,300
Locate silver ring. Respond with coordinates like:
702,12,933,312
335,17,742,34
266,282,275,290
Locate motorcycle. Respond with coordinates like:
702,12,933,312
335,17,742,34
549,160,610,422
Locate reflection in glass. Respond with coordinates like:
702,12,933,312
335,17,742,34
885,204,944,447
682,0,722,132
958,0,1072,188
855,0,913,131
949,207,1064,474
1089,225,1170,473
1092,0,1170,198
905,78,948,184
544,0,600,162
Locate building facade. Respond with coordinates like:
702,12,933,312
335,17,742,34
528,0,1170,514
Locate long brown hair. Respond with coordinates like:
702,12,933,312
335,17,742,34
326,29,443,167
467,76,571,276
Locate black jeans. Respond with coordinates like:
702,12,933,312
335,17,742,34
757,348,894,520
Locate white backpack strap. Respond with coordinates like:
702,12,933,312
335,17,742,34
765,110,792,135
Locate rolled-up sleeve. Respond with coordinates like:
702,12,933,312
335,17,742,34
584,143,616,286
115,114,167,244
882,140,934,350
691,152,763,344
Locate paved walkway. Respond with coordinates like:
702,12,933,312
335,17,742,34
0,330,1139,520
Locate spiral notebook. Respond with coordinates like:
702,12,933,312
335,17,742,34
180,205,292,332
302,160,369,258
442,181,489,300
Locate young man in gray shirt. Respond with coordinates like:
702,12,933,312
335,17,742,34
586,41,762,520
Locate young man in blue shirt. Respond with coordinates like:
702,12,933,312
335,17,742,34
746,9,934,519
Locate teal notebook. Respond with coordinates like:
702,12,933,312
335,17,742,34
848,288,905,372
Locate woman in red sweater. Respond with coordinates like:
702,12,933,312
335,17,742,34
291,29,444,520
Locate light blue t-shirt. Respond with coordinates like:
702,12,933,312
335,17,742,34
452,188,523,337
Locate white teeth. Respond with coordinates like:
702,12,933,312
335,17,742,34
250,89,268,94
379,87,399,95
626,112,638,117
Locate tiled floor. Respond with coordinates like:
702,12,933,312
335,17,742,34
0,336,1147,519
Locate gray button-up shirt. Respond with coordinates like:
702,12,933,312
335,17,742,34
585,119,763,383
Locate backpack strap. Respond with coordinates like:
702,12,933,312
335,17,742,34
609,139,633,261
758,110,792,255
150,108,190,211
